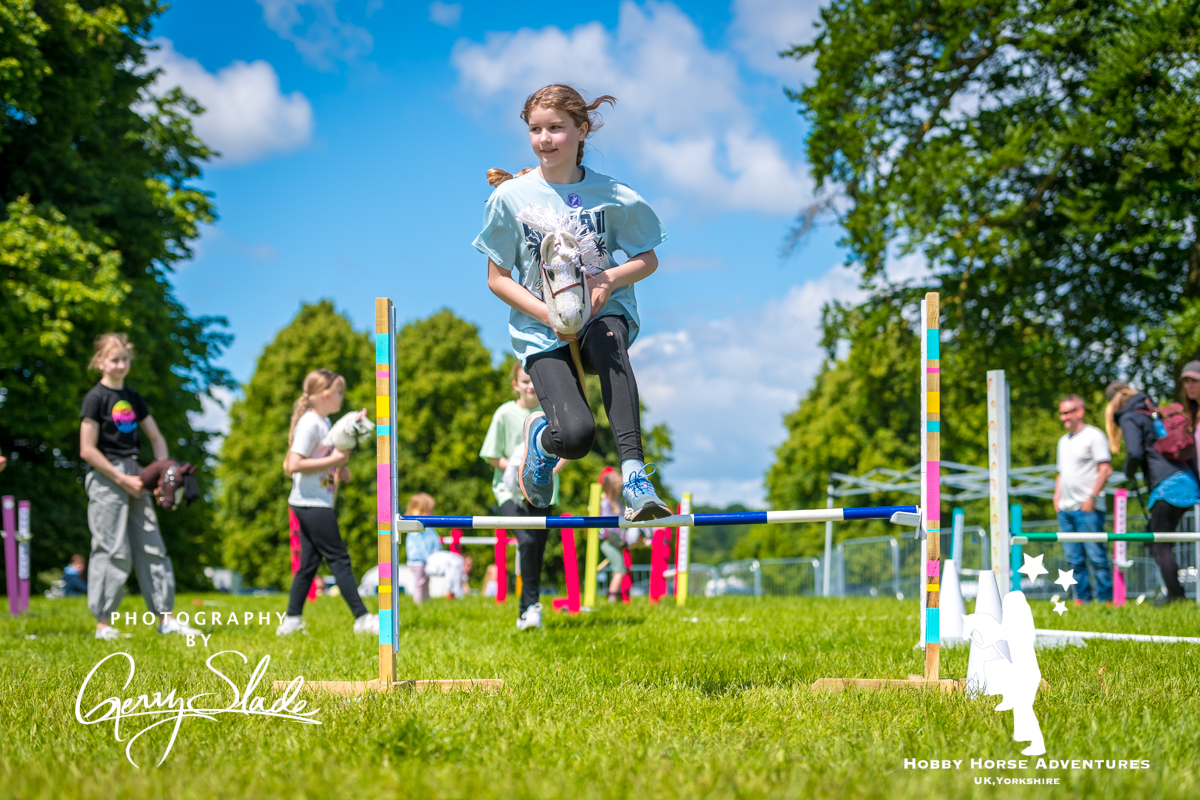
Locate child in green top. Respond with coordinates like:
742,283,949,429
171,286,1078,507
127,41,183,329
480,364,562,629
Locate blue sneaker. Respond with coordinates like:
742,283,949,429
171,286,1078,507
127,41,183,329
622,464,671,522
518,411,559,508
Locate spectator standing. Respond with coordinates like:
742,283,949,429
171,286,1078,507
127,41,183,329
1107,383,1200,605
1053,395,1113,604
79,333,199,639
1180,361,1200,455
277,368,378,636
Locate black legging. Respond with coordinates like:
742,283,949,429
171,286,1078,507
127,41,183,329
525,315,643,463
1148,501,1187,599
502,498,549,615
288,505,369,617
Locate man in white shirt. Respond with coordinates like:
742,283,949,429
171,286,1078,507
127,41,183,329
1054,395,1114,603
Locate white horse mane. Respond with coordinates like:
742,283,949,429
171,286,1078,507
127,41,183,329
515,205,604,276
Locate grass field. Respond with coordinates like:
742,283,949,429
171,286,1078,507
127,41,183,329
1,591,1197,799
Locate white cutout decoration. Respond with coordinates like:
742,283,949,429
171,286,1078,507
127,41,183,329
963,590,1046,756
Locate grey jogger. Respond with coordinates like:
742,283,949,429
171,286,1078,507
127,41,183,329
86,456,176,620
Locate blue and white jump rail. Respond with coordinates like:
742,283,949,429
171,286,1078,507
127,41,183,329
394,505,921,532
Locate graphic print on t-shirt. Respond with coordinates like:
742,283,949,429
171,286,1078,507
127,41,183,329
111,400,139,433
522,208,608,297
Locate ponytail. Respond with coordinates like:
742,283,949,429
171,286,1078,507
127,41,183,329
1104,387,1137,454
487,167,535,187
287,369,345,447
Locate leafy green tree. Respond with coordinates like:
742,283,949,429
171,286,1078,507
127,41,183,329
1,1,228,587
392,311,517,518
752,0,1193,561
217,302,375,589
789,0,1200,396
217,302,676,590
758,295,1065,559
394,316,673,584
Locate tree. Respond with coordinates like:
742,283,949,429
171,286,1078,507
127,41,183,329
392,311,519,518
392,314,674,583
1,1,229,587
789,0,1200,397
217,302,375,588
217,302,676,589
760,293,1078,559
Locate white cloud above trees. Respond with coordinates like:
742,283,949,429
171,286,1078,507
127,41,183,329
145,39,314,166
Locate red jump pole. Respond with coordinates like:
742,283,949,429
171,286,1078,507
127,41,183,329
649,526,669,604
289,508,317,602
495,528,508,604
621,549,632,603
552,522,581,614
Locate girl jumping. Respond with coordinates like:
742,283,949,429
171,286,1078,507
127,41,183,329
474,85,671,628
278,369,378,636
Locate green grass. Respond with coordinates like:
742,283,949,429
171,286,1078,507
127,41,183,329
1,592,1197,799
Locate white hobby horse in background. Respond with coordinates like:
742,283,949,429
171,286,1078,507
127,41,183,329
322,409,374,504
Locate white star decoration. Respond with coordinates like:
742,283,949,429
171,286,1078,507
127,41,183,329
1054,569,1078,591
1053,600,1068,616
1018,553,1049,582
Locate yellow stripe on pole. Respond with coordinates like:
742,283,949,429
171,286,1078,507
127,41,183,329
583,483,601,608
676,492,692,607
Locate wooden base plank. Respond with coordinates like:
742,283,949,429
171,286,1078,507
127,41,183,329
810,676,1049,693
271,678,504,696
810,677,965,693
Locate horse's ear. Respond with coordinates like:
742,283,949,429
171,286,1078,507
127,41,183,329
540,235,555,265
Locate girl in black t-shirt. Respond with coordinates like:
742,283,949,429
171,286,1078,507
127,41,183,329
79,333,199,640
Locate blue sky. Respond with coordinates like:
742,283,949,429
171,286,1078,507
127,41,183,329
159,0,892,506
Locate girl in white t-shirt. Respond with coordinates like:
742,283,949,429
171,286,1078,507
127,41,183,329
276,368,378,636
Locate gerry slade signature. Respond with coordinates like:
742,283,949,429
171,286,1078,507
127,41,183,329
75,651,320,768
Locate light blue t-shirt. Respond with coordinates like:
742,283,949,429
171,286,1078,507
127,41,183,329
406,528,442,565
472,168,667,365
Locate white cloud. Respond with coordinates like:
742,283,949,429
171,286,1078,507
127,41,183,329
146,39,313,165
729,0,824,80
450,1,813,214
630,264,864,507
428,1,462,28
258,0,373,71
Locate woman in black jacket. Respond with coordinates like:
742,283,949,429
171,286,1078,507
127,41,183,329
1106,385,1200,604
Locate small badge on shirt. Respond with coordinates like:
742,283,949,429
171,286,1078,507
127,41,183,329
567,193,582,208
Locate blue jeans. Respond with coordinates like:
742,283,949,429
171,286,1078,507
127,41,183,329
1057,509,1112,602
